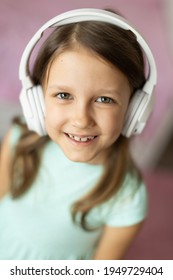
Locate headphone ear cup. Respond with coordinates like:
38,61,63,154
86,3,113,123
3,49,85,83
122,90,149,137
19,85,47,136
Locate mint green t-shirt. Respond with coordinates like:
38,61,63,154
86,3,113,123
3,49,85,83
0,125,148,259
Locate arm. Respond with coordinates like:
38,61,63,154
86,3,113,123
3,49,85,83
0,129,12,198
93,221,144,260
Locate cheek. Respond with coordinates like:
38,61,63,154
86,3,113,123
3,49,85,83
44,102,61,131
100,109,125,135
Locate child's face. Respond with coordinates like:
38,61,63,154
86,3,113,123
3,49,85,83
44,45,131,164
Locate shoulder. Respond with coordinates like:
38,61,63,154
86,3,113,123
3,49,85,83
97,172,148,227
116,172,147,204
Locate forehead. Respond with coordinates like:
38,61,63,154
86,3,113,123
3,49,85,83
46,44,126,79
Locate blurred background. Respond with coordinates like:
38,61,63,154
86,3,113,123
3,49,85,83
0,0,173,259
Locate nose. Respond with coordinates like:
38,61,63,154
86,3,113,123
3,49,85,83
71,102,95,129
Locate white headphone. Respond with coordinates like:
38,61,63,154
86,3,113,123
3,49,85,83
19,8,157,137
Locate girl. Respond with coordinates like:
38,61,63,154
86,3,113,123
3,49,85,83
0,9,156,260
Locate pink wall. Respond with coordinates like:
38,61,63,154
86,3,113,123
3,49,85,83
1,0,173,162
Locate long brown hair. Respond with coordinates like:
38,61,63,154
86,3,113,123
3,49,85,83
11,17,145,230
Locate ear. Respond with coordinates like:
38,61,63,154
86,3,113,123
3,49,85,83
122,89,150,137
19,85,47,136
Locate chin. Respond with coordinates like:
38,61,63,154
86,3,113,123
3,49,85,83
64,151,94,164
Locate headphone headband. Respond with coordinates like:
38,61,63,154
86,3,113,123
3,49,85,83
19,8,157,93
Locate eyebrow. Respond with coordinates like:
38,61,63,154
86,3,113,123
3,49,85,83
98,88,121,95
46,85,72,92
47,85,121,94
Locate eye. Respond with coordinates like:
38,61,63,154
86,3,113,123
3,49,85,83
56,92,72,100
96,96,114,104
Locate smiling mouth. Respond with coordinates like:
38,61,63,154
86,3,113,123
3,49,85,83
65,133,97,143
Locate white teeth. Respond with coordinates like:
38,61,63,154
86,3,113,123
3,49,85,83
68,134,95,142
